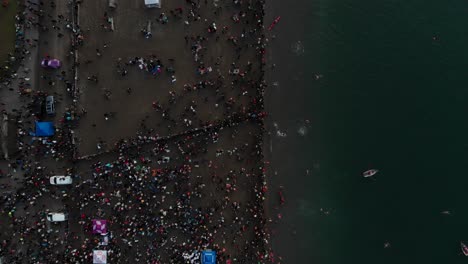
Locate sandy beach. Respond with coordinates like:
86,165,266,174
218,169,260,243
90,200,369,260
0,0,272,263
0,1,18,72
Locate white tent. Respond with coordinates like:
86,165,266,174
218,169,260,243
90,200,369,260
144,0,161,8
93,250,107,264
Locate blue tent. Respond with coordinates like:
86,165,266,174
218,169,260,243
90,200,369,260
201,250,216,264
34,121,54,137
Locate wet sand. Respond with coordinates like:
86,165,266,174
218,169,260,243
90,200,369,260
264,0,316,263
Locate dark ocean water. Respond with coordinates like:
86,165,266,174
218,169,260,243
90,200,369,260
266,0,468,263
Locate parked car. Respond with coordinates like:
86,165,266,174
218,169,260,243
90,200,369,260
50,175,73,185
46,212,68,222
41,58,61,69
45,95,55,115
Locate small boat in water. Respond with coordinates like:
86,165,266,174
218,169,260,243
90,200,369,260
363,169,379,178
268,16,281,31
461,242,468,256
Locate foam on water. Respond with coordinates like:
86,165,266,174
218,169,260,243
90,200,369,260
273,122,287,137
297,199,315,217
297,125,307,136
291,40,305,56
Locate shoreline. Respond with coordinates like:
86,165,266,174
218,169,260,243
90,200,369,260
263,0,316,262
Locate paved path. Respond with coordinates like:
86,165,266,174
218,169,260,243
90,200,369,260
36,0,74,123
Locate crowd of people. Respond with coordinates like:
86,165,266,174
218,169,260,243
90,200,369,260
0,0,279,263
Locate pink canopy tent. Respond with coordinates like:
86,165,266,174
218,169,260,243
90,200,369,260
92,219,108,234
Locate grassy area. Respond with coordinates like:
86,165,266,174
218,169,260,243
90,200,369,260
0,1,18,67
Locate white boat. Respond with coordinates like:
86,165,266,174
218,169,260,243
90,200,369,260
461,242,468,256
362,169,378,178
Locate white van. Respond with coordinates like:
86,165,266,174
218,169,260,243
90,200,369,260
50,175,73,185
47,212,68,222
145,0,161,8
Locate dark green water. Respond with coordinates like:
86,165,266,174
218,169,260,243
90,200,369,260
266,0,468,263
